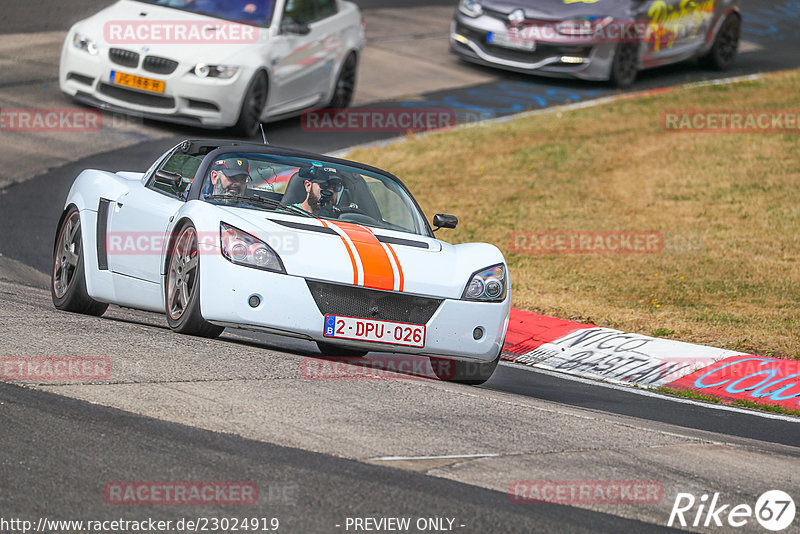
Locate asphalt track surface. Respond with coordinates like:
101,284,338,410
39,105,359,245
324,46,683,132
2,1,800,531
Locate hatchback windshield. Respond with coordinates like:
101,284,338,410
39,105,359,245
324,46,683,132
135,0,275,25
201,153,430,236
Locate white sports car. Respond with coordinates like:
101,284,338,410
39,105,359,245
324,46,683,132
59,0,365,136
52,140,511,384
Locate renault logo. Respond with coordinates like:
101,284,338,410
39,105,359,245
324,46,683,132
508,9,526,25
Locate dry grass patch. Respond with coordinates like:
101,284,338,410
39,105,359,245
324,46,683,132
349,70,800,358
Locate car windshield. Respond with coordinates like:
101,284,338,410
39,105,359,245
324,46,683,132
134,0,275,26
201,153,430,236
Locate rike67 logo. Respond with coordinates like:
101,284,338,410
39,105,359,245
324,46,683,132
668,490,796,531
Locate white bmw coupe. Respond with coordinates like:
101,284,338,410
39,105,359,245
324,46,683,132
52,140,511,384
59,0,365,136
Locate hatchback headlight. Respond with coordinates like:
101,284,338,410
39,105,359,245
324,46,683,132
462,264,506,302
73,32,98,55
220,223,285,273
458,0,483,18
193,64,239,79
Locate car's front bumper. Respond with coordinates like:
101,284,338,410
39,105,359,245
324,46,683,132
59,38,250,128
199,252,510,363
450,17,616,82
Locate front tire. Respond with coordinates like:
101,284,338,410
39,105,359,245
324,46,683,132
699,14,740,70
429,355,500,385
609,43,639,89
51,207,108,316
233,73,268,138
165,223,224,338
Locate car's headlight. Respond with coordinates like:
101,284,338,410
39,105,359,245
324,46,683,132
193,64,239,79
220,223,285,273
556,16,614,36
462,264,506,302
458,0,483,18
72,32,99,55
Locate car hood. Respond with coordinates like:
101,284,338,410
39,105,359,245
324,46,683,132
217,208,503,300
479,0,628,19
76,0,265,63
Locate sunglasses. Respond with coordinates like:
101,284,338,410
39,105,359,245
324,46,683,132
313,178,344,192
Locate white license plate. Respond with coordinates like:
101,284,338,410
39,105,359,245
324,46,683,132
487,31,536,51
323,315,425,348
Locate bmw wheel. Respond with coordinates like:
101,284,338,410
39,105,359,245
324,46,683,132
700,14,741,70
233,73,268,138
165,223,224,338
328,53,357,109
51,206,108,316
610,43,639,89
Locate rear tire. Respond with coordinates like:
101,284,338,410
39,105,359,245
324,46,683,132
429,354,500,385
316,341,368,358
51,207,108,316
328,53,358,109
165,223,224,339
609,43,639,88
699,14,740,70
233,72,268,138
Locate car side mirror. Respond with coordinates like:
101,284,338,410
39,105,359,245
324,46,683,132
281,20,311,35
154,169,182,188
433,214,458,231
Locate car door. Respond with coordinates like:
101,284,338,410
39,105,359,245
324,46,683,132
639,0,711,64
106,150,195,284
269,0,339,112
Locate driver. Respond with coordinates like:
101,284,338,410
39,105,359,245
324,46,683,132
295,165,344,216
208,158,249,196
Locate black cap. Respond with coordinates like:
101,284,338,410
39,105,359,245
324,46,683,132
212,158,249,179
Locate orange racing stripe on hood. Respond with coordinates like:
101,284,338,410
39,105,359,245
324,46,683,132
326,221,396,291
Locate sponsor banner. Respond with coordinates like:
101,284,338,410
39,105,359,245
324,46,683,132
502,309,593,363
504,321,744,387
668,356,800,410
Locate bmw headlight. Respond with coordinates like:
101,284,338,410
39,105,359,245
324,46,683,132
462,264,506,302
458,0,483,18
556,16,614,36
220,223,285,273
72,32,99,55
193,64,239,79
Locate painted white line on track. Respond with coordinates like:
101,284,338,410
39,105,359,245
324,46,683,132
500,361,800,424
370,453,501,461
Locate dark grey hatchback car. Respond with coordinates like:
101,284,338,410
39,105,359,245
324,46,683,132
451,0,741,87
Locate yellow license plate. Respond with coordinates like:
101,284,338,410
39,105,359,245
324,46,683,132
110,71,165,93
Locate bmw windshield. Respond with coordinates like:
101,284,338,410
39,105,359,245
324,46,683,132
201,153,432,237
134,0,276,26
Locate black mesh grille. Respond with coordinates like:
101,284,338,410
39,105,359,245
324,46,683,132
143,55,178,74
109,48,140,68
306,280,443,325
98,83,175,108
